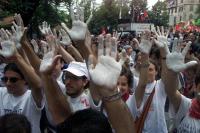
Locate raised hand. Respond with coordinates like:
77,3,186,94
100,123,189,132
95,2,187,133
11,13,25,49
139,30,153,54
0,28,16,57
88,34,122,97
61,4,92,41
39,21,51,36
39,36,59,74
165,38,197,72
153,26,169,48
0,40,16,57
31,39,39,54
59,29,72,46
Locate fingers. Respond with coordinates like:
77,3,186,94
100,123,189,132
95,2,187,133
110,37,118,59
105,34,111,56
97,35,104,59
70,6,75,22
157,26,161,35
182,41,191,56
161,26,164,36
172,37,179,52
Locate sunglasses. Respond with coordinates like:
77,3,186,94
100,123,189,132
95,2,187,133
1,77,20,83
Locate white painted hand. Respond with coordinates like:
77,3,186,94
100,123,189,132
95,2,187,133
89,56,122,91
11,14,25,49
88,34,122,94
39,50,54,73
153,26,169,48
166,40,197,72
0,40,16,57
139,31,153,54
39,21,52,35
59,29,72,46
31,39,39,54
61,4,92,41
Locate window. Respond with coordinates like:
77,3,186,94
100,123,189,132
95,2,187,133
181,0,183,3
189,14,193,19
190,5,194,11
180,16,182,21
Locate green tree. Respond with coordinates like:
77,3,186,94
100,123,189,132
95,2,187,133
148,1,169,27
88,0,129,34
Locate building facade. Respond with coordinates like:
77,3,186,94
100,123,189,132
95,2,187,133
168,0,200,26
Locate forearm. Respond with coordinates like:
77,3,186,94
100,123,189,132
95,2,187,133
41,74,71,124
21,40,41,73
66,45,83,62
58,46,75,63
161,59,181,112
104,99,135,133
15,53,43,106
135,54,149,108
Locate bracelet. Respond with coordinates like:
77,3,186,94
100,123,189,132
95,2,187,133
102,91,122,102
162,57,166,60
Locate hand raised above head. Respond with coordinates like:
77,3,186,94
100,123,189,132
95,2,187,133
165,39,198,72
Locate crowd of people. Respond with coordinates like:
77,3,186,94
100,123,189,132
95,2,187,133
0,5,200,133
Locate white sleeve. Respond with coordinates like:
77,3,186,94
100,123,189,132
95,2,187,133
169,95,191,127
126,94,144,120
86,90,102,111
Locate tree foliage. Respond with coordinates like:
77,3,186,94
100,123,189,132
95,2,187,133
148,1,169,27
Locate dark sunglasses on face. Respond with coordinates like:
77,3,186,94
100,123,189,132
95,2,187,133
1,77,20,83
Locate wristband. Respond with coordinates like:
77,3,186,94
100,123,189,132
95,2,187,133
102,91,122,102
162,57,166,60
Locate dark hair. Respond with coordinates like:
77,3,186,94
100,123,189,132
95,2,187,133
120,66,133,88
0,113,31,133
56,109,112,133
4,63,24,79
149,59,159,72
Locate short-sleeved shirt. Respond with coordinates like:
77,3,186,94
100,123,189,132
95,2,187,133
126,80,167,133
0,87,43,133
169,95,200,133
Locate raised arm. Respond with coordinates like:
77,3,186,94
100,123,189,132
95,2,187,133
39,35,71,124
153,26,198,112
0,31,43,107
135,31,153,108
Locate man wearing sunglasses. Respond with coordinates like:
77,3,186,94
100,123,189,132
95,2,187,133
0,63,43,133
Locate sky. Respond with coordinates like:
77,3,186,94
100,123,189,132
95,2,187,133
96,0,160,9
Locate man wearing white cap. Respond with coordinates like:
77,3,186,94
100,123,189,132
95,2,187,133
62,61,100,112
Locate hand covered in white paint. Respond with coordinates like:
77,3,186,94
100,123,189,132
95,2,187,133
11,13,25,49
59,29,71,46
139,31,153,54
0,40,16,57
31,39,39,54
39,21,52,36
61,4,92,41
166,39,197,72
39,36,59,74
0,29,16,57
153,26,169,48
88,34,121,97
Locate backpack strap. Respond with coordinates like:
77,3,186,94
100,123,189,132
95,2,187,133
135,81,156,133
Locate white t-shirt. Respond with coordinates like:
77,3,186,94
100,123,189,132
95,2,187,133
126,80,167,133
45,87,101,132
68,89,101,112
170,95,200,133
0,87,43,133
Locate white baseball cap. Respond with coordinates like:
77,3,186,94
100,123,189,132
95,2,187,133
63,61,89,80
